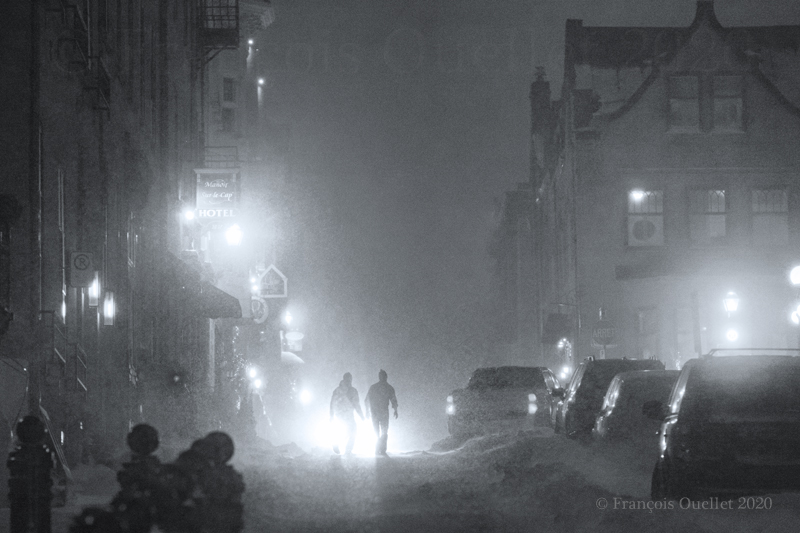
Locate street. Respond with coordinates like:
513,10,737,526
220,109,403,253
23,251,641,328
233,430,800,533
5,427,799,532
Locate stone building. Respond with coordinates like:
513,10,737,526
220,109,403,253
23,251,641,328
516,1,800,374
0,0,275,487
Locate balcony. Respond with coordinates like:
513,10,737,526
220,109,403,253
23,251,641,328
204,146,240,168
199,0,239,51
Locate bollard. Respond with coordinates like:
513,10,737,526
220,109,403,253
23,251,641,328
192,432,245,533
110,424,162,533
69,427,244,533
7,415,54,533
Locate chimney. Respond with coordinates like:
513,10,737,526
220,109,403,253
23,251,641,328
694,1,721,28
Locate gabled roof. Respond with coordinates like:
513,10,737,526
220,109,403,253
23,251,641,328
564,1,800,122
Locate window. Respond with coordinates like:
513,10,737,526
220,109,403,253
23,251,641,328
221,108,235,132
223,77,235,102
752,189,788,245
668,76,699,131
713,76,743,131
628,190,664,246
690,190,726,245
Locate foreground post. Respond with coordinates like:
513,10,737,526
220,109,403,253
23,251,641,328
7,415,53,533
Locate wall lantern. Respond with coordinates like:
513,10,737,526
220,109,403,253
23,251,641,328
88,271,100,307
723,291,739,315
103,291,116,326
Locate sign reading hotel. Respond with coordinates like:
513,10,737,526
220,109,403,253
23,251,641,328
195,170,239,219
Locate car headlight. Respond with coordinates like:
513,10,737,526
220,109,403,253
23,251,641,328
528,393,537,402
299,389,312,405
446,395,455,415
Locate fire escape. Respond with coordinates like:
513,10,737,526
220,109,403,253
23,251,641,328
195,0,241,217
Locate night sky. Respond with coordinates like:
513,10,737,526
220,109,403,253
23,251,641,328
254,0,800,447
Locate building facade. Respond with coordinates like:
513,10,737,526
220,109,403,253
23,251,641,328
0,0,279,490
526,1,800,374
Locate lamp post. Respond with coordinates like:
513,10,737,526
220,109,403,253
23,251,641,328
722,291,739,344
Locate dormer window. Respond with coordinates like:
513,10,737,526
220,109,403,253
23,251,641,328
713,75,743,131
668,74,744,132
668,76,699,132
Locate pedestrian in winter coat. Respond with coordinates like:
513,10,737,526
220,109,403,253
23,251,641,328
365,370,398,456
329,372,364,454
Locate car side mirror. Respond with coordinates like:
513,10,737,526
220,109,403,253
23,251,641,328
642,400,666,420
552,387,565,399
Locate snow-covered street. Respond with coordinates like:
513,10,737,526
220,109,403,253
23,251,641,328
235,429,800,533
10,427,800,533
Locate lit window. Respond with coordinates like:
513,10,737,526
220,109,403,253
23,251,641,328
628,190,664,246
752,189,788,245
668,76,699,131
690,190,726,245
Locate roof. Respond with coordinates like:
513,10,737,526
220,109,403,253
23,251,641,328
564,1,800,122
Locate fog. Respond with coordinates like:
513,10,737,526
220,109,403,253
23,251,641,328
246,0,800,450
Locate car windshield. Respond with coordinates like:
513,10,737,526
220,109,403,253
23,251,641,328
582,362,660,400
468,368,544,389
690,363,800,418
619,377,676,410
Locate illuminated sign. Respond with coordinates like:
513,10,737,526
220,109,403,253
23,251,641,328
195,171,239,219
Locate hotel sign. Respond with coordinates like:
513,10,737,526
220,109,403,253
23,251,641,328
195,170,239,219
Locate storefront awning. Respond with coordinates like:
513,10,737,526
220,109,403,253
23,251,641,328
163,252,242,319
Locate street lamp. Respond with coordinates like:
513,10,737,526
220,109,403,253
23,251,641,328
722,291,739,345
225,224,243,246
723,291,739,315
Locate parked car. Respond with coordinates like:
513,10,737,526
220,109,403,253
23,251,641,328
593,369,679,453
552,356,665,439
649,350,800,500
446,366,561,438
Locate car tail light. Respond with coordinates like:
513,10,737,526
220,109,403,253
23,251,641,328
528,393,538,414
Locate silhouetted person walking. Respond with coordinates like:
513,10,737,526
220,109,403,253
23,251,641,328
365,370,398,456
329,372,364,455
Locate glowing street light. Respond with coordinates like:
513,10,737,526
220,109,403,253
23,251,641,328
791,266,800,287
225,224,243,246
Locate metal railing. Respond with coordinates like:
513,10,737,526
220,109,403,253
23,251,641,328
203,146,240,168
40,311,67,366
70,342,88,393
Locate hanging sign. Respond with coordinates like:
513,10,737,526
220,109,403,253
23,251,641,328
195,170,239,219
